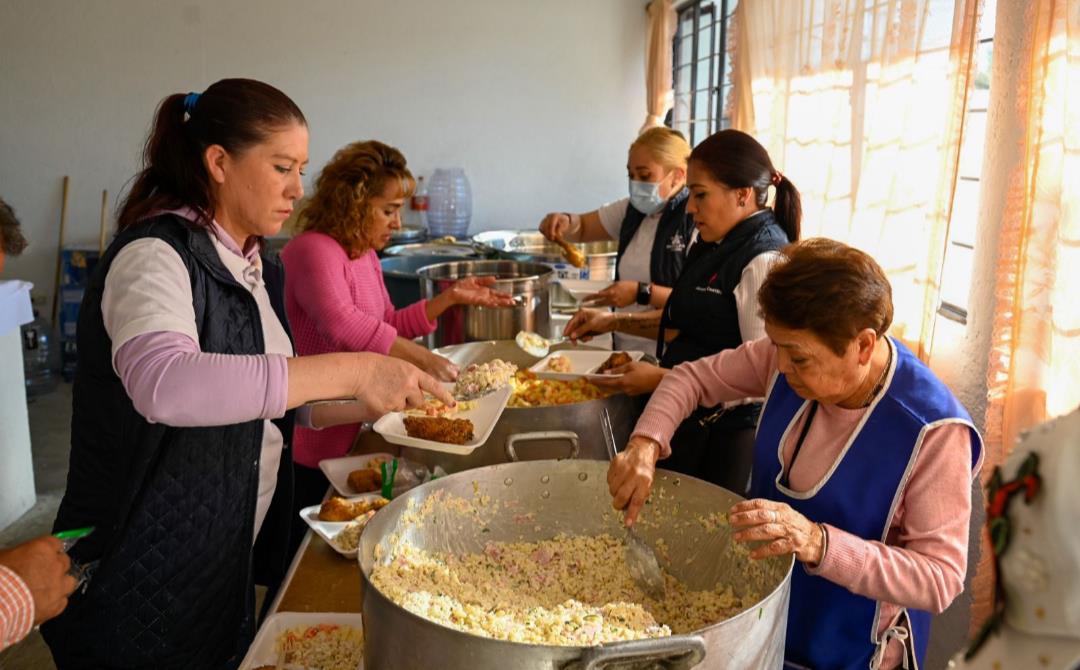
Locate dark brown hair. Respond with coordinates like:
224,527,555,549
758,238,893,356
296,140,414,259
689,129,801,243
0,198,28,256
116,78,307,231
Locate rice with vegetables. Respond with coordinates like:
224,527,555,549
453,360,517,399
274,623,363,670
370,533,756,646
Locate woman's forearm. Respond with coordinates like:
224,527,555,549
286,352,372,409
613,310,664,339
424,291,455,321
388,336,433,369
649,285,672,309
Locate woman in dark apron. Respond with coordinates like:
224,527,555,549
565,129,800,494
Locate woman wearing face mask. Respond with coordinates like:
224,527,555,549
280,140,514,534
563,130,798,493
538,127,694,352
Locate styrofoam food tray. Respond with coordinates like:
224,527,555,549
528,350,645,381
372,384,512,455
319,452,429,498
555,278,610,302
298,493,385,559
239,611,364,669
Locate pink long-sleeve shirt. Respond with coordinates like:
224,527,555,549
0,565,33,651
633,337,979,668
281,230,437,467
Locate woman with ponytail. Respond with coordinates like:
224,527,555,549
565,129,799,493
42,79,453,669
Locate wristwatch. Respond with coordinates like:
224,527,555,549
635,281,652,306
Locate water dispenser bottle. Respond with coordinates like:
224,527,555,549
426,168,472,240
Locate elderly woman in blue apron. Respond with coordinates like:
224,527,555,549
608,239,983,669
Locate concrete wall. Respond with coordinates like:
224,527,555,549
0,0,648,305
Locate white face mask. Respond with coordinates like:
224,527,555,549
629,179,667,215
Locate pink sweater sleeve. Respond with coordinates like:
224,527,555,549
0,565,34,651
114,331,289,427
281,233,400,355
371,254,437,340
633,337,777,457
807,423,975,613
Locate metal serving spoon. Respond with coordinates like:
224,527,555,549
514,330,568,358
601,407,667,600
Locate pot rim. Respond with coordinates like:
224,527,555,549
416,259,554,284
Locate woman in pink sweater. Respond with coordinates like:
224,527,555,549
609,239,983,670
281,140,512,510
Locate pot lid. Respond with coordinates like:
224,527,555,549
383,242,478,258
391,225,427,244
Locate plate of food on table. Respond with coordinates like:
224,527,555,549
298,493,389,558
527,350,645,382
240,611,364,670
372,360,515,454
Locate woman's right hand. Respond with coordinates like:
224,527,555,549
350,354,454,418
607,436,662,526
539,212,572,241
562,307,616,342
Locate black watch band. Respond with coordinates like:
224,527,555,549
635,281,652,306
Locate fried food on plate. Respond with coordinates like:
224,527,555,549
403,416,475,445
346,468,382,493
318,495,389,522
596,351,633,374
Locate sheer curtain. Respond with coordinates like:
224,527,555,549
972,0,1080,628
731,0,982,358
640,0,678,133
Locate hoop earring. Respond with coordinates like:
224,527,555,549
737,199,746,207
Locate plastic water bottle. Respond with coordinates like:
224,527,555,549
426,168,472,239
21,309,59,398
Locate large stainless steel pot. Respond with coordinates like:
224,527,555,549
398,340,641,474
380,255,461,308
417,261,552,348
359,459,793,669
472,230,618,281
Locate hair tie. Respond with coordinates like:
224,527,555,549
183,92,201,114
771,171,783,186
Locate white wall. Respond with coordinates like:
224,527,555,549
0,0,647,305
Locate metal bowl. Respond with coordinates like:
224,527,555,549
471,230,617,281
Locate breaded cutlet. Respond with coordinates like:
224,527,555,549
403,416,475,445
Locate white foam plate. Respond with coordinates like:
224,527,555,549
319,452,428,498
298,493,385,559
528,350,645,381
555,278,610,302
371,384,512,455
239,611,364,670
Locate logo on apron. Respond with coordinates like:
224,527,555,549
667,232,686,255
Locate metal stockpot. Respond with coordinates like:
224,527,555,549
417,261,552,348
399,340,641,474
359,459,793,669
472,230,618,281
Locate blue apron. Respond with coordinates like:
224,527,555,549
750,338,982,669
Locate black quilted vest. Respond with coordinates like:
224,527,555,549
657,210,789,430
42,215,296,670
614,187,694,288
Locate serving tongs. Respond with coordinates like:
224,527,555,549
552,235,586,268
600,408,667,600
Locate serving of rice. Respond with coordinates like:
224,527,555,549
274,623,363,670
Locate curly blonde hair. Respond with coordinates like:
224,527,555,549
297,140,415,258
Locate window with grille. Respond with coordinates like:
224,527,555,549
670,0,738,146
939,0,996,324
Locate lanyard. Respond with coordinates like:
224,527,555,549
780,401,819,488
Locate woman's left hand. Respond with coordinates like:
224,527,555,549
728,499,826,565
449,276,516,307
583,281,638,308
591,361,666,396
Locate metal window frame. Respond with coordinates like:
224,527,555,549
672,0,732,144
